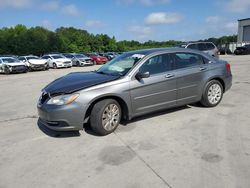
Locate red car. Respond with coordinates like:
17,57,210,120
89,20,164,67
86,53,108,65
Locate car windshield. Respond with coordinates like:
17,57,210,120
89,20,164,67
97,52,145,76
27,56,39,60
75,54,87,58
1,58,19,63
51,55,63,59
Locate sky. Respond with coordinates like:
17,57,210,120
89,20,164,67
0,0,249,42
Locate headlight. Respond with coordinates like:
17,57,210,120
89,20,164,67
47,94,79,105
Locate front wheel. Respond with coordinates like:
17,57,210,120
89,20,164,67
90,99,121,136
53,63,57,69
4,67,10,74
200,80,223,107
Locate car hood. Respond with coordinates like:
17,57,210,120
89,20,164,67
28,59,47,65
54,58,71,62
78,57,92,61
4,62,26,66
43,71,120,95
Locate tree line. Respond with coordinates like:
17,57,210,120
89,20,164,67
0,24,237,56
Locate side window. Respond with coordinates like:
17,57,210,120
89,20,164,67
19,57,25,61
139,54,174,75
173,53,204,69
198,43,207,51
41,56,48,59
206,43,215,50
187,44,198,50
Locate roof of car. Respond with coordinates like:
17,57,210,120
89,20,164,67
0,57,15,59
126,47,197,55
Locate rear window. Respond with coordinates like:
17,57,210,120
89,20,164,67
173,53,204,69
206,43,216,50
198,43,207,51
187,44,198,50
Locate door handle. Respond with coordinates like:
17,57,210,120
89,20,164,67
199,67,207,71
165,74,175,78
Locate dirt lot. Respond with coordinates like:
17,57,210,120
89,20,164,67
0,55,250,188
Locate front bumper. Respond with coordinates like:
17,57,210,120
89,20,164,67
37,102,87,131
80,61,94,66
30,64,47,71
224,74,232,92
9,66,27,73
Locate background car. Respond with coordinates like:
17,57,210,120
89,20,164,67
19,55,49,71
0,57,28,74
63,53,94,66
86,53,108,65
41,54,72,69
234,44,250,55
177,42,219,58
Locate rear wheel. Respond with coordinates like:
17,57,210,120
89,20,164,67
90,99,121,136
200,80,223,107
76,61,81,67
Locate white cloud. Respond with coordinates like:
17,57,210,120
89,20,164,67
226,0,250,12
224,22,238,31
205,16,220,23
128,25,152,35
117,0,170,6
41,19,50,28
145,12,183,25
0,0,34,8
86,20,105,28
41,1,59,11
200,17,238,38
61,4,80,16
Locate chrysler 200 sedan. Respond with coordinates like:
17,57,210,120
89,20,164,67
37,48,232,136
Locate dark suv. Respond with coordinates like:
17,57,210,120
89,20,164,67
177,42,219,58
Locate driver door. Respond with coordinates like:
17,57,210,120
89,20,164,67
130,53,177,116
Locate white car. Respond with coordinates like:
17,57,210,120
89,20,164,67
41,54,72,69
19,55,49,71
63,53,94,66
0,57,28,74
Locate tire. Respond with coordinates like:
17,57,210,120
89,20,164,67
90,99,121,136
76,61,81,67
4,67,10,74
200,80,223,107
53,63,57,69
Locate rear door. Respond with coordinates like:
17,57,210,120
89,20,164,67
130,53,177,115
172,52,209,105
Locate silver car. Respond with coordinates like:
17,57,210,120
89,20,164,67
63,53,94,66
177,42,219,58
37,48,232,136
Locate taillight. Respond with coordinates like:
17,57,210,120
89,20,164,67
225,63,231,72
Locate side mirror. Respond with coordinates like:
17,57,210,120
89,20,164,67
135,71,150,80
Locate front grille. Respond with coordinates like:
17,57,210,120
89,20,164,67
33,65,44,68
64,61,71,64
12,65,26,71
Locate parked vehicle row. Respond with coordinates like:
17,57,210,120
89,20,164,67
0,52,122,74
